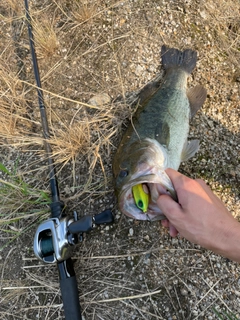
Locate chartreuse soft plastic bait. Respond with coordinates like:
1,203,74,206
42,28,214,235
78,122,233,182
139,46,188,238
132,183,149,212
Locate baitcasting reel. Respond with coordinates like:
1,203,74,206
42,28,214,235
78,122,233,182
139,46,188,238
34,209,114,264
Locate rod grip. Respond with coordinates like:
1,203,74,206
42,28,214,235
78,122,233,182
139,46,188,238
60,275,82,320
58,259,82,320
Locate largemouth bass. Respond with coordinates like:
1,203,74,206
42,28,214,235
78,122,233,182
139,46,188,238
113,45,207,221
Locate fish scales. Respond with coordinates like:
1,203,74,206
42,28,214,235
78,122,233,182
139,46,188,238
128,69,190,169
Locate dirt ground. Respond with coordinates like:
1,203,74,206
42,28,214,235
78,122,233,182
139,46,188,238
0,0,239,319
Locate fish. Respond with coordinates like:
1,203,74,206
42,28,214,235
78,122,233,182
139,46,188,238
113,45,207,221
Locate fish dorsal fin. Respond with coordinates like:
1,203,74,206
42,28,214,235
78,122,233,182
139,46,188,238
181,139,200,161
138,81,160,105
187,85,207,118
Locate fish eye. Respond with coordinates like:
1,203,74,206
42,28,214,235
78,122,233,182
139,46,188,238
119,170,128,178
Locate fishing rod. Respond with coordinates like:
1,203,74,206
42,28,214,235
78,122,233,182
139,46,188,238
24,1,114,319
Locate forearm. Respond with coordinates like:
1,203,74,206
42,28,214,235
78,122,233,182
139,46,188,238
211,218,240,263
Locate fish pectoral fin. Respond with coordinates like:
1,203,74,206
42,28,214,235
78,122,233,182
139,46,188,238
181,139,200,161
187,85,207,118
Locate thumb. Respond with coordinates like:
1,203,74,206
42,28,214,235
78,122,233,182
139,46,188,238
157,194,182,219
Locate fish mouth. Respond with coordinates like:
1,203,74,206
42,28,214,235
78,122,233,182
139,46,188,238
118,167,177,221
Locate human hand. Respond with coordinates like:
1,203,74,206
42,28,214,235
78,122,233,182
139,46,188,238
157,168,240,262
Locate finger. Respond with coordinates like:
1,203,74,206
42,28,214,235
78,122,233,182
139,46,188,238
165,168,192,193
165,168,183,180
165,168,185,187
157,194,183,219
169,224,178,237
161,219,169,228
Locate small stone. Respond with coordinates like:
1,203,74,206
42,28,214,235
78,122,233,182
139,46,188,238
129,228,134,236
144,235,150,241
230,170,236,177
115,213,121,220
180,288,188,296
235,290,240,296
122,61,128,68
64,186,71,195
88,93,111,106
135,64,144,76
171,238,178,245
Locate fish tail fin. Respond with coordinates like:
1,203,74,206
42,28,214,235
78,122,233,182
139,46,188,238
161,45,197,74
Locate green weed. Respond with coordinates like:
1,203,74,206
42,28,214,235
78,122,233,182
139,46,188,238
213,308,239,320
0,161,50,249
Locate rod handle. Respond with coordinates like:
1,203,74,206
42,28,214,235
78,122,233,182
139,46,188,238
58,260,82,320
60,275,82,320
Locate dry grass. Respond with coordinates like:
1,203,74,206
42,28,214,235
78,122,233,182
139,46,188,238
0,0,239,319
70,0,97,24
0,81,31,138
205,1,240,58
32,15,59,58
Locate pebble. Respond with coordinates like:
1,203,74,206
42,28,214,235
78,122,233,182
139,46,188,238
180,288,188,296
88,93,111,106
135,64,144,76
129,228,134,236
171,238,178,245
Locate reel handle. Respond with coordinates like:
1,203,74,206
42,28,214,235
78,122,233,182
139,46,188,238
94,209,114,225
68,209,114,234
